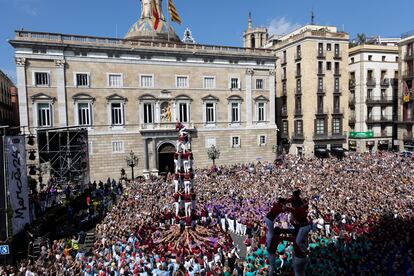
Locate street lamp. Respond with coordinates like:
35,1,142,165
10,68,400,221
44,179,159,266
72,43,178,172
125,151,139,180
272,145,278,160
207,145,220,167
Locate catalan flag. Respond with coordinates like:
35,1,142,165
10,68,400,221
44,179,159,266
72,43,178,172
168,0,182,24
152,0,160,30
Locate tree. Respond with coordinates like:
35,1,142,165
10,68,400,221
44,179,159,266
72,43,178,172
207,145,220,166
356,33,367,45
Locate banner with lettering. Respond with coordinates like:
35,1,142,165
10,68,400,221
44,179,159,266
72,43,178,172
5,136,30,235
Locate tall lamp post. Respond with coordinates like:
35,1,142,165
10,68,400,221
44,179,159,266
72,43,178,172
272,145,278,160
207,145,220,167
125,151,138,180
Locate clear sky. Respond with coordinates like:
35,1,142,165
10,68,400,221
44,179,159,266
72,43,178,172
0,0,413,82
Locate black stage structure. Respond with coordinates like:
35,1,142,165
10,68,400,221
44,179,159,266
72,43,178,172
37,127,90,186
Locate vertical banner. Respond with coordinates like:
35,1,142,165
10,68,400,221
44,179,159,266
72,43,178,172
5,136,30,235
0,137,8,241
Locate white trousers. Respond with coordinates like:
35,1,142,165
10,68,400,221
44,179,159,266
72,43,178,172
185,202,192,216
183,160,190,173
184,180,191,194
228,219,234,232
221,218,226,230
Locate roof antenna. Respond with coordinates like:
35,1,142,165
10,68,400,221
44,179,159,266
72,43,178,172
311,9,315,25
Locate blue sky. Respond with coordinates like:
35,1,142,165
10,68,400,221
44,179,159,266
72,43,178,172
0,0,413,82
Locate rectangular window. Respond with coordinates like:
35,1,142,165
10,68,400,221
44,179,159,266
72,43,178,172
259,135,266,146
176,76,188,88
334,44,340,55
326,62,332,71
327,43,332,51
318,43,324,54
334,96,340,112
111,103,124,125
316,119,325,135
112,141,124,153
231,136,240,148
258,102,265,122
76,73,89,87
143,103,154,124
335,78,340,91
179,103,189,123
295,120,303,135
282,120,288,134
108,74,122,87
318,78,324,90
230,78,239,89
37,103,52,127
78,103,92,126
231,102,240,123
256,79,264,89
204,77,215,89
333,118,341,134
206,103,215,123
34,72,50,86
140,75,153,88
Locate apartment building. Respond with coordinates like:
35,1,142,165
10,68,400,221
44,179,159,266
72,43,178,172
0,70,19,127
245,23,349,157
398,33,414,151
348,40,400,152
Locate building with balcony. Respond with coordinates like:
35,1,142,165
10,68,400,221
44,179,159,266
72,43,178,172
348,41,399,152
398,34,414,151
245,22,349,156
0,70,19,128
10,6,277,181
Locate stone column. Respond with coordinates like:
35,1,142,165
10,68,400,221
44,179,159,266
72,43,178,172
150,138,159,175
269,69,276,125
55,59,67,127
143,138,150,178
245,68,254,126
15,58,28,130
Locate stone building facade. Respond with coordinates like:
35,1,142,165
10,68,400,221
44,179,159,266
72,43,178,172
348,43,400,152
10,27,277,180
398,34,414,151
245,23,349,157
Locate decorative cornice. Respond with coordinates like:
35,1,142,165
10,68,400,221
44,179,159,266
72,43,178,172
30,92,56,104
55,59,66,68
227,95,244,102
15,57,26,67
106,93,127,102
254,95,269,102
72,93,96,102
246,68,254,76
201,94,219,102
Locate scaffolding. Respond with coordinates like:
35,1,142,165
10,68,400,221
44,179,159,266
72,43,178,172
37,127,89,186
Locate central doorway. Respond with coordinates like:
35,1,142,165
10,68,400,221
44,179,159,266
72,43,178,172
158,143,176,174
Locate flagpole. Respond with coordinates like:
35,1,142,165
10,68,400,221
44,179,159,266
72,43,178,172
166,0,171,42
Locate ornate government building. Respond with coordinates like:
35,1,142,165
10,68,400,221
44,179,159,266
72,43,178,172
10,1,277,180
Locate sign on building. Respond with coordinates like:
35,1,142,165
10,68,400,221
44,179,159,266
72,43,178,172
5,136,30,235
0,244,10,255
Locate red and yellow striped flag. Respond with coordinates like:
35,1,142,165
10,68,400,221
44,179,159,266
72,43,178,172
168,0,182,24
152,0,160,30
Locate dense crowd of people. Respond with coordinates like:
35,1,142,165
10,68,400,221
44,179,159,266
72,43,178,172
2,152,414,275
